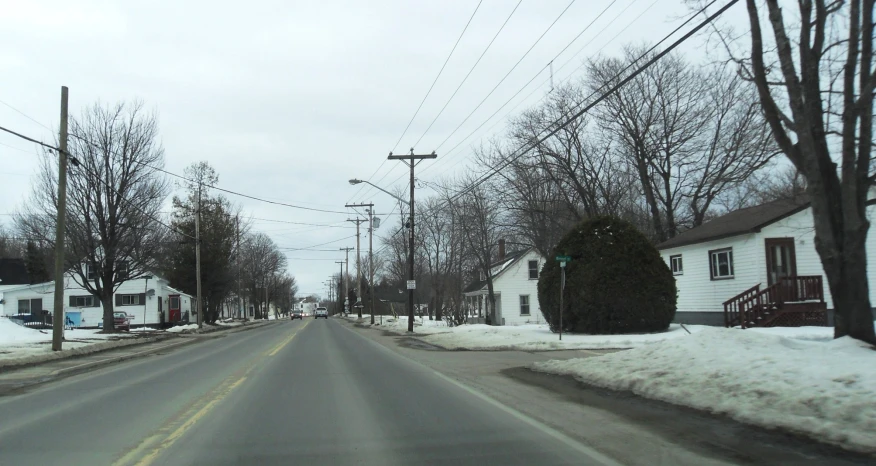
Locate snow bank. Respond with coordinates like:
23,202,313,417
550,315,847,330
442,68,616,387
166,324,199,333
532,327,876,453
0,318,51,343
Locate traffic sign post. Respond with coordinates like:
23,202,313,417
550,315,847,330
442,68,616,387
406,280,416,290
556,256,571,341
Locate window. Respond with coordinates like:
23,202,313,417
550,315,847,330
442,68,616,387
169,296,180,309
70,295,97,307
116,261,129,280
670,255,683,275
709,248,734,279
519,295,531,316
528,260,539,279
18,299,31,314
86,263,97,280
118,294,141,306
479,271,485,281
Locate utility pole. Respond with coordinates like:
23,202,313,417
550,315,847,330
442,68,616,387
388,149,437,332
335,261,345,315
347,217,366,319
195,182,203,328
340,247,353,314
51,86,69,352
347,203,374,324
236,215,242,320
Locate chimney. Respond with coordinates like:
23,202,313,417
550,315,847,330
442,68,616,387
498,239,506,262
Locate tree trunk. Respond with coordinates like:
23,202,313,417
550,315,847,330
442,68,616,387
102,293,115,332
821,225,876,342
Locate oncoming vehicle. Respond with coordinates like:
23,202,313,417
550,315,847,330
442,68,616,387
291,310,303,320
314,307,328,319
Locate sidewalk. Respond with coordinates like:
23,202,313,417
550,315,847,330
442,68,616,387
0,320,275,395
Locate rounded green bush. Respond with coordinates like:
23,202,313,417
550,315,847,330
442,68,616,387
537,216,677,334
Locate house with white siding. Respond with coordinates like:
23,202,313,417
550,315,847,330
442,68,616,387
657,196,876,327
0,271,193,329
463,241,545,326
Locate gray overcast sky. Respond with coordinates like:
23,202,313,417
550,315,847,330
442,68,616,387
0,0,749,297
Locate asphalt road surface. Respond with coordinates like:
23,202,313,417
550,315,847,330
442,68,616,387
0,318,615,466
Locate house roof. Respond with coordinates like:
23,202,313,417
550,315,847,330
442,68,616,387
463,248,532,294
0,258,30,285
657,196,811,250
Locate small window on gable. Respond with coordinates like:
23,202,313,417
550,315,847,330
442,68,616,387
670,255,683,275
709,248,734,280
116,261,129,281
528,260,539,279
86,263,97,280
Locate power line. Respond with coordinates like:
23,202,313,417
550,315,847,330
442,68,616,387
423,0,645,177
278,235,356,251
0,124,68,156
425,0,707,181
348,1,483,204
356,0,525,203
408,0,525,151
444,0,739,205
417,0,580,151
65,132,349,215
0,98,53,132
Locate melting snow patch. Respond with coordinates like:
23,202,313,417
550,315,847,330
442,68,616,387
532,326,876,453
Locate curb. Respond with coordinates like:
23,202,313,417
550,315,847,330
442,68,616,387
51,337,202,377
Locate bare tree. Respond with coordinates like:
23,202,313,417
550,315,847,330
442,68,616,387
741,0,875,343
17,101,169,331
239,232,286,319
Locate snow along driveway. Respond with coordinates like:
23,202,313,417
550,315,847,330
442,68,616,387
532,326,876,453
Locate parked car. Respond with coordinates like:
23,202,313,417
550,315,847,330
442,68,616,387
314,307,328,319
291,310,303,320
113,311,131,331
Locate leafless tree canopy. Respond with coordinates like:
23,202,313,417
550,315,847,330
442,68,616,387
16,101,169,331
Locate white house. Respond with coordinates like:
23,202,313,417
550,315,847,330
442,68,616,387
0,272,193,328
657,196,876,327
463,241,545,326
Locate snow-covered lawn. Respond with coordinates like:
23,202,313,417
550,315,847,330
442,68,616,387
166,323,199,333
0,317,139,360
532,326,876,453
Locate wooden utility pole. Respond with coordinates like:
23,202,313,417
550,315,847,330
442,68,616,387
335,261,345,315
388,149,437,332
346,203,374,324
51,86,69,352
236,215,242,320
195,182,203,328
340,247,353,314
347,217,366,319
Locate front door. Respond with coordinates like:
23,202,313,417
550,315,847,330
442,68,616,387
169,295,181,322
765,238,797,286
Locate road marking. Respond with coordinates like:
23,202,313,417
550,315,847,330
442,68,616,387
267,319,311,356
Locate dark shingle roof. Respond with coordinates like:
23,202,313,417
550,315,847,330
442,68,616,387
657,196,810,250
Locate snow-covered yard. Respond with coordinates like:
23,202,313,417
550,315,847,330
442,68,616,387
532,326,876,453
0,317,140,361
348,313,839,350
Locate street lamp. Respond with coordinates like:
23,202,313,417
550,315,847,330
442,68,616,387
349,179,410,207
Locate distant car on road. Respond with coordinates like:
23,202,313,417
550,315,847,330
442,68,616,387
113,311,130,331
291,310,303,320
314,307,328,319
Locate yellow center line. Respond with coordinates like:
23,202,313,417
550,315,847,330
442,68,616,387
114,321,311,466
267,319,311,356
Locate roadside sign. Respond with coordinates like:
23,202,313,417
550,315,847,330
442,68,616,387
406,280,416,290
555,255,572,262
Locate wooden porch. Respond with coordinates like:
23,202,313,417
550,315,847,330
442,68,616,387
723,276,828,328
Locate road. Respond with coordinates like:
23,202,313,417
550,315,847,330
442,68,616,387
0,318,613,466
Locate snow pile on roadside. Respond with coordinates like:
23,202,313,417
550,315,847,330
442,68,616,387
166,324,199,333
373,316,449,335
215,320,243,327
747,325,835,341
532,327,876,453
0,318,51,343
130,327,159,333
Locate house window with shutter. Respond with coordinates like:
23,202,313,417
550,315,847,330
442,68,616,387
709,248,734,280
528,260,539,279
117,294,144,306
70,295,97,307
519,295,531,316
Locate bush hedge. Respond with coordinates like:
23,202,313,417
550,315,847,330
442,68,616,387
537,216,677,334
